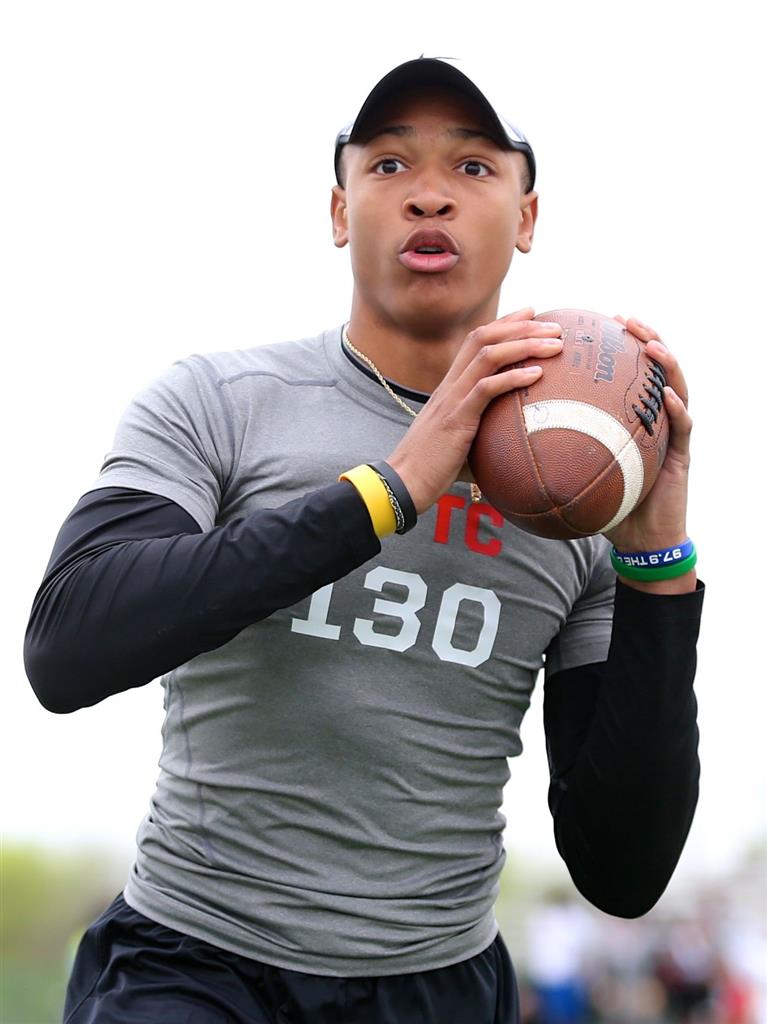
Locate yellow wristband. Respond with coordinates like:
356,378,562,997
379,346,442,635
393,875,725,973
339,464,397,538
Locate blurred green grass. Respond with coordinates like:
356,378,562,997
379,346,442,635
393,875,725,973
2,843,126,1024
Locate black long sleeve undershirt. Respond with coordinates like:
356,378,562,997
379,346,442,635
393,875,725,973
544,580,703,917
24,485,703,918
24,485,380,713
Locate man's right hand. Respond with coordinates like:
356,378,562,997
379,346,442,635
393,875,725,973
386,308,564,515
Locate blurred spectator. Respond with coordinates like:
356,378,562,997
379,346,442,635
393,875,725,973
589,915,668,1023
524,887,596,1024
653,918,717,1021
507,853,765,1024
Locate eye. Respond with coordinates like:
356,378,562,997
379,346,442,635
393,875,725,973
373,158,408,175
459,160,491,177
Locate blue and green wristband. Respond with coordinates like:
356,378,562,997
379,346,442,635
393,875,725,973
610,539,697,581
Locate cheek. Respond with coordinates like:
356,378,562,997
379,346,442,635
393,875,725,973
478,209,518,264
347,200,396,270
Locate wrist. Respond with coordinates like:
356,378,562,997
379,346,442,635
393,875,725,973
610,538,698,594
385,452,432,515
367,461,417,534
606,525,689,552
339,465,397,538
339,462,419,537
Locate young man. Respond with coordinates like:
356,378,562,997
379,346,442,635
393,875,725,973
25,58,703,1024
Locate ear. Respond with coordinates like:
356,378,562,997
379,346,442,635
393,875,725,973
515,191,538,254
330,185,349,248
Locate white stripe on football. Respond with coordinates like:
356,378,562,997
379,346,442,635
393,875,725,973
523,399,644,532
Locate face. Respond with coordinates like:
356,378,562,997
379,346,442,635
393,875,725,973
330,87,538,335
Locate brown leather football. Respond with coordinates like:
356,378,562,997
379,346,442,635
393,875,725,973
468,309,669,540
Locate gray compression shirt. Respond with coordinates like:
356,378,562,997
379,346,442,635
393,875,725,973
93,322,616,976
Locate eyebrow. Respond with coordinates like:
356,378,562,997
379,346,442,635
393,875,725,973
361,125,503,146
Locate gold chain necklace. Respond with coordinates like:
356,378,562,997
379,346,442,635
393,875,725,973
342,324,482,503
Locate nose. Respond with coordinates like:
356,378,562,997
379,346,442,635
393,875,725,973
403,169,456,219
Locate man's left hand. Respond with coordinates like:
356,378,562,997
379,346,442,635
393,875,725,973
602,316,696,594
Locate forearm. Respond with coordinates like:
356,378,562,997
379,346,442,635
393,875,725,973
545,578,704,917
24,484,380,713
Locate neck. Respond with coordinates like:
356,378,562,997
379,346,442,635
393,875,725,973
346,297,500,393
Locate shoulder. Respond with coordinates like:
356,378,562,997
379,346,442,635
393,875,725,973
176,327,340,392
123,327,341,421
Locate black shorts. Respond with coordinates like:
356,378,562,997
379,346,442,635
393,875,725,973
63,893,520,1023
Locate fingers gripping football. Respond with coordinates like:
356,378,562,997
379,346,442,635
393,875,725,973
605,316,693,557
387,309,563,514
615,315,692,464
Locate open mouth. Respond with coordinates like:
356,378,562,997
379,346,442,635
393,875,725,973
399,229,461,272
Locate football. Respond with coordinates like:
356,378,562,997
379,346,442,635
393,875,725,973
468,309,669,540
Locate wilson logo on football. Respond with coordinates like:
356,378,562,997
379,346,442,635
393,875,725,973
593,319,627,383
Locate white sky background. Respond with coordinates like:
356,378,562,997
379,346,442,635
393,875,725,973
3,1,765,896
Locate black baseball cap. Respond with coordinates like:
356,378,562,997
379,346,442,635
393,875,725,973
334,56,536,192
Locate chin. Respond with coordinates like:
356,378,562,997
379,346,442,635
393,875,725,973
394,287,497,335
391,308,471,340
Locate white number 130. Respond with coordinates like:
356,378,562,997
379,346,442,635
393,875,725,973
291,567,501,667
